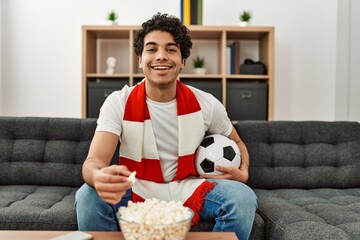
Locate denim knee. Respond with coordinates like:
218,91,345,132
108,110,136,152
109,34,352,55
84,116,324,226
203,179,258,240
75,184,133,231
75,183,100,209
206,179,258,210
75,183,119,231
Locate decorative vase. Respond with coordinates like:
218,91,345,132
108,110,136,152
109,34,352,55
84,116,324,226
193,68,206,75
239,21,249,27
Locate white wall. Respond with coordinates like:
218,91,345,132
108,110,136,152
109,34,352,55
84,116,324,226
205,0,338,120
348,0,360,121
335,0,350,121
335,0,360,121
0,0,358,121
0,1,2,115
1,0,179,117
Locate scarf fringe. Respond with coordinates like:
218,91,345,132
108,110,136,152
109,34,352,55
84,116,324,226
184,181,217,226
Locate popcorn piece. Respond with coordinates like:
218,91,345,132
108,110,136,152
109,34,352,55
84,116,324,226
127,171,136,184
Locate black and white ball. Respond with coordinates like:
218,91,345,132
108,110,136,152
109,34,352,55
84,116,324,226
195,134,241,175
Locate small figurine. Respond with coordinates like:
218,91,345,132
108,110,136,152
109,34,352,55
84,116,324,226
106,57,117,74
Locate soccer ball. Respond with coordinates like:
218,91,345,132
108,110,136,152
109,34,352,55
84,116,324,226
195,134,241,175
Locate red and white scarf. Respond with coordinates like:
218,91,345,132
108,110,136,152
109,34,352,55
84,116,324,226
119,80,215,224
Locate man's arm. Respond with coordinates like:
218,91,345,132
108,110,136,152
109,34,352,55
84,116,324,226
200,126,250,183
82,131,132,205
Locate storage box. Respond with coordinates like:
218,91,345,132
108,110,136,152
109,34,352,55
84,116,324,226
226,82,268,120
87,80,128,118
183,80,222,102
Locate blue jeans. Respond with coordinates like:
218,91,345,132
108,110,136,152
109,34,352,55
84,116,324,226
75,179,257,240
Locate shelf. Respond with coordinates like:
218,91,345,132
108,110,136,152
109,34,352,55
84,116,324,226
180,74,223,79
82,25,274,120
226,75,270,79
86,73,131,78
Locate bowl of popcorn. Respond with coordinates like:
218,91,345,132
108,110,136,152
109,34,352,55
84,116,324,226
117,198,194,240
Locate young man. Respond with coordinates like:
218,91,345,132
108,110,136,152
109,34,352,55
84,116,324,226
75,13,257,239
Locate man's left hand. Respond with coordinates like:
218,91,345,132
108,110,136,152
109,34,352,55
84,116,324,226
200,165,249,183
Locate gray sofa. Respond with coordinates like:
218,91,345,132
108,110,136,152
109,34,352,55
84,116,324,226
1,117,359,239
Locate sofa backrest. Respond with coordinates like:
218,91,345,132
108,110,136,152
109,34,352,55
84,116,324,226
0,117,100,187
236,121,360,189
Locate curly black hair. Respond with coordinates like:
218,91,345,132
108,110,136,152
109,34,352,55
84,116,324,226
134,13,192,61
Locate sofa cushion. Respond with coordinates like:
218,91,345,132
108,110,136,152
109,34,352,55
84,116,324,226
190,212,265,240
0,185,78,230
255,188,360,240
236,121,360,189
0,117,97,187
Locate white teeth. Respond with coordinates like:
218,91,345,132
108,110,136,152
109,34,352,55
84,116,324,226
153,66,170,70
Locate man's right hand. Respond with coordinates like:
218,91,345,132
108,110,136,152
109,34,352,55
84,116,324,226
92,165,133,205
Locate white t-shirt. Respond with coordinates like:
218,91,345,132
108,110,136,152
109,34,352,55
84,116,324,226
96,83,233,181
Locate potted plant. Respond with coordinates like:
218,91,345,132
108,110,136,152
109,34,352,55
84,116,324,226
193,56,206,75
107,10,118,25
239,10,252,26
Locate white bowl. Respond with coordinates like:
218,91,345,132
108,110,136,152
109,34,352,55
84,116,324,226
117,207,194,240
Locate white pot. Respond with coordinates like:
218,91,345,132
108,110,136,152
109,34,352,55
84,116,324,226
193,68,206,75
239,21,249,27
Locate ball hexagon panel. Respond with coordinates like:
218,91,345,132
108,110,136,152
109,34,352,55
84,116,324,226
204,142,223,162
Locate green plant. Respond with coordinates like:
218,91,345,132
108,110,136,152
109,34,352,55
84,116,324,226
107,10,118,22
193,56,205,68
239,10,252,22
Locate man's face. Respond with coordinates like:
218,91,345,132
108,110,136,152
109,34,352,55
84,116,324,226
139,30,185,87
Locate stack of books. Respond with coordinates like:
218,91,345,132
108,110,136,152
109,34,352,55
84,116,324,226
180,0,203,25
227,41,240,75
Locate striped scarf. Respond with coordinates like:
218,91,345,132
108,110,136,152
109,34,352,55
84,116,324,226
119,80,215,224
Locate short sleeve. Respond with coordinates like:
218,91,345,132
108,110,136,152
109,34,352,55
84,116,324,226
207,97,233,136
188,85,233,137
96,85,132,137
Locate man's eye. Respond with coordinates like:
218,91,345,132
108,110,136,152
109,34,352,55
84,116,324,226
147,48,156,52
167,48,177,52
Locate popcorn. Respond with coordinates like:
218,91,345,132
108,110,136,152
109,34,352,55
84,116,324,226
128,171,136,184
118,198,193,240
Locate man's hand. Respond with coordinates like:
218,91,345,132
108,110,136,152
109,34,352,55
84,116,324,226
200,165,249,183
93,165,133,205
200,126,250,183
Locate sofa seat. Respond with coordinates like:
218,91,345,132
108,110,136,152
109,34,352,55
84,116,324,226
255,188,360,240
191,212,266,239
0,185,78,230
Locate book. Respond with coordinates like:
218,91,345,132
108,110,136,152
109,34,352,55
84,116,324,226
197,0,203,25
183,0,191,25
181,0,202,25
191,0,198,25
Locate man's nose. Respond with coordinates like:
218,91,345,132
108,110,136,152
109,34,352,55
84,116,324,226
156,48,168,60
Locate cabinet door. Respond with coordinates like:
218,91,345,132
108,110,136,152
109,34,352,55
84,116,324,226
87,80,128,118
226,82,268,120
182,80,222,102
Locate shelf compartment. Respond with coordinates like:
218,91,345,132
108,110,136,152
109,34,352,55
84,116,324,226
87,80,128,118
226,81,268,121
181,79,222,102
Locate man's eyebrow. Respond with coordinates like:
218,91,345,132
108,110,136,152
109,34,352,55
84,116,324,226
166,42,179,47
144,41,157,47
144,42,179,47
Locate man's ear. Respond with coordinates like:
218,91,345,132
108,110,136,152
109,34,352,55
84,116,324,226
138,57,142,68
181,58,185,69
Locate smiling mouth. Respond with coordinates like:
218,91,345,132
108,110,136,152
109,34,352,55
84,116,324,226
151,65,172,70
